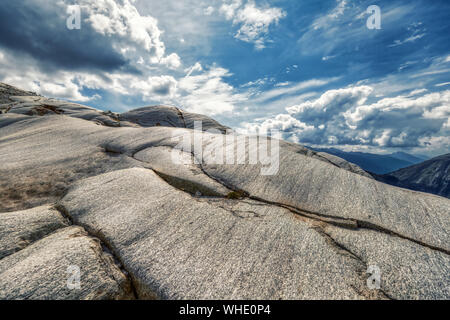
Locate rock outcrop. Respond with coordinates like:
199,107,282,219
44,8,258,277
376,153,450,199
0,83,449,300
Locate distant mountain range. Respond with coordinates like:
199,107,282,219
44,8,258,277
311,148,428,174
375,153,450,199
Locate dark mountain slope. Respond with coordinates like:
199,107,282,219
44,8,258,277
311,147,420,174
376,153,450,198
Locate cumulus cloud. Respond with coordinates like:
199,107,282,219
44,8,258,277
177,63,247,115
245,85,450,153
286,86,373,126
0,50,93,101
242,114,314,143
220,0,285,49
130,75,178,98
0,0,247,114
0,0,182,74
204,6,215,16
0,1,131,72
160,53,182,70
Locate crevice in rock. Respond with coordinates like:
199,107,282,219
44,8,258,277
255,195,448,255
102,144,230,198
25,105,64,116
214,204,262,219
196,164,450,255
53,203,140,300
313,225,394,300
152,169,225,197
102,142,449,255
175,107,187,128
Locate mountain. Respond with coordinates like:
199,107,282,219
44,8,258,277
389,151,428,163
0,83,449,300
376,153,450,198
311,147,427,174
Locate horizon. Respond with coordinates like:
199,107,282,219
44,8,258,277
0,0,449,157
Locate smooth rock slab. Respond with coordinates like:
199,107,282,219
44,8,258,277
133,146,231,196
199,134,450,252
0,205,68,259
120,105,230,133
323,225,450,299
60,168,386,300
0,226,133,300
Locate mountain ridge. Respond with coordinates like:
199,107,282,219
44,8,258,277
376,153,450,198
310,147,429,174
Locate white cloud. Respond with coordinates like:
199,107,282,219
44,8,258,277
79,0,165,58
72,0,181,68
178,64,247,115
389,33,426,47
220,0,242,20
220,0,286,49
160,53,182,70
244,84,450,154
252,78,338,104
312,0,347,30
130,75,178,98
322,55,337,61
204,6,214,16
299,2,415,55
0,50,92,102
242,114,314,141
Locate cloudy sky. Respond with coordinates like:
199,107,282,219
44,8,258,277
0,0,449,156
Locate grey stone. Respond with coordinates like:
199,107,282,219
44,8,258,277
323,224,450,299
120,105,230,132
1,82,449,300
60,168,381,299
133,146,231,196
0,115,139,212
0,226,133,300
199,133,450,252
0,205,68,259
0,83,38,104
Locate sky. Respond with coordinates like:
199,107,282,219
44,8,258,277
0,0,449,157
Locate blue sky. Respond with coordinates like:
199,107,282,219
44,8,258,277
0,0,449,156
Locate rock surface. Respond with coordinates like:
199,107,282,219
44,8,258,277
59,168,381,299
120,105,231,133
0,226,133,300
0,83,449,300
0,205,68,259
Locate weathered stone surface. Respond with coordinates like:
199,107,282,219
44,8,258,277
120,105,230,133
0,226,133,300
7,96,121,127
0,83,38,104
59,168,381,299
323,224,450,299
1,83,449,300
199,133,450,252
133,146,231,196
0,205,68,259
0,116,139,212
315,151,372,178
